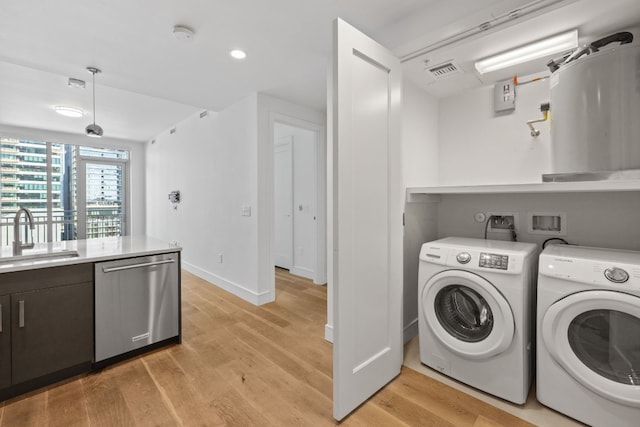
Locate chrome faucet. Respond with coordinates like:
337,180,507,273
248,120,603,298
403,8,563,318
13,207,35,256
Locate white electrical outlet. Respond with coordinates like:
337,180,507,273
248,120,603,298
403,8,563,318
218,254,223,263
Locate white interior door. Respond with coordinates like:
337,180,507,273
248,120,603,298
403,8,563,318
274,137,293,269
332,18,403,421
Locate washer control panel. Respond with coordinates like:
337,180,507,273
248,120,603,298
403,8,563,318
479,252,509,270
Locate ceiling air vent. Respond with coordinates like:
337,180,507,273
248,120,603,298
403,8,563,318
426,61,463,80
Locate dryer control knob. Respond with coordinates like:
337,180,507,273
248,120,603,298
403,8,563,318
456,252,471,264
604,267,629,283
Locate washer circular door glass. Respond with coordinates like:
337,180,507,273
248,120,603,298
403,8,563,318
422,270,514,359
569,309,640,385
434,285,493,342
542,290,640,407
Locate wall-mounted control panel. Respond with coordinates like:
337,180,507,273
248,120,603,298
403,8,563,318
168,190,181,204
168,190,180,210
494,79,516,112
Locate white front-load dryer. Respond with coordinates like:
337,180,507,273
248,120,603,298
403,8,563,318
537,244,640,427
418,237,538,404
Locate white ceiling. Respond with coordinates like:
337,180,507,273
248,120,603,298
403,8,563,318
0,0,638,142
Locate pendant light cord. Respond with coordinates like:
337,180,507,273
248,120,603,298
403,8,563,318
92,70,96,125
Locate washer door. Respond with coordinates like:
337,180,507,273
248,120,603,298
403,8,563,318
542,290,640,407
422,270,514,359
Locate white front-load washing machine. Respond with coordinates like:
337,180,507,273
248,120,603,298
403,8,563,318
538,244,640,427
418,237,538,404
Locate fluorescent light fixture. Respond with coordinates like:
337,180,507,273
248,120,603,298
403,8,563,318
54,106,84,117
230,49,247,59
475,30,578,74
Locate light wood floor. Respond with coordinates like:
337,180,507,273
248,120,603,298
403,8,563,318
0,269,534,426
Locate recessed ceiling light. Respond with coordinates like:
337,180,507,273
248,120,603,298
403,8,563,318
173,25,195,41
54,106,84,118
230,49,247,59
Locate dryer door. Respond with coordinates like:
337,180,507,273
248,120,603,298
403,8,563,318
422,270,515,359
542,290,640,407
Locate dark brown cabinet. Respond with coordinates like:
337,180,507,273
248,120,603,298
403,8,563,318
11,282,93,384
0,263,93,396
0,295,11,389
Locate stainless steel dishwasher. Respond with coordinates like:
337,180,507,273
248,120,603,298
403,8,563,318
94,252,180,362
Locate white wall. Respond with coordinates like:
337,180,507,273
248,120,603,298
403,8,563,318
146,93,325,306
0,123,146,236
402,79,439,188
400,80,440,343
274,123,317,279
438,76,552,185
436,192,640,251
145,96,266,304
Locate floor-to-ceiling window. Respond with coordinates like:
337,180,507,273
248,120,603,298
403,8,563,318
0,137,129,246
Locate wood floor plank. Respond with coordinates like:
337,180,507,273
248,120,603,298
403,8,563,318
141,350,226,426
392,367,535,427
114,359,178,426
82,368,137,427
1,391,47,427
208,387,273,427
45,379,89,427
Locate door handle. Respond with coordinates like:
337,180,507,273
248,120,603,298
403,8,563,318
19,300,25,328
102,259,175,273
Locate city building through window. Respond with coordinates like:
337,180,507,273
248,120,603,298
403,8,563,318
0,137,129,246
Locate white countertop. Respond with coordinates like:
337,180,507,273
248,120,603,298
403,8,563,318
0,236,181,273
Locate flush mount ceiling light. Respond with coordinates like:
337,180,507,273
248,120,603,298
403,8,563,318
54,106,84,118
230,49,247,59
173,25,195,41
85,66,103,138
474,30,578,74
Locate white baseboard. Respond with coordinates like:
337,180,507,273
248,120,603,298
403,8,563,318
183,261,274,306
324,324,334,343
289,266,314,281
403,318,418,345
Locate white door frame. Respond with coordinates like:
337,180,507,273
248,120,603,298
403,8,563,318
77,156,129,239
269,113,327,285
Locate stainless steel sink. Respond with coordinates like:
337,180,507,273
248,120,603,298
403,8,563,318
0,250,80,265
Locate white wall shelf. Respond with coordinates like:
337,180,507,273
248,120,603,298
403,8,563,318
407,180,640,202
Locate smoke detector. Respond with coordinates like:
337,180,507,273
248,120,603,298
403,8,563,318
173,25,195,41
425,60,463,81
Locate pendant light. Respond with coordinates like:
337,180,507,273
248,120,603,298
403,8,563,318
85,66,103,137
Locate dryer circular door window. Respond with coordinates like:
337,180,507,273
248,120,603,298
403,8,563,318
422,270,515,359
542,290,640,408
